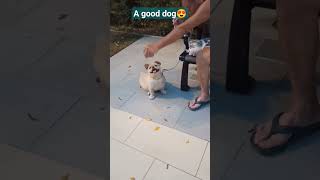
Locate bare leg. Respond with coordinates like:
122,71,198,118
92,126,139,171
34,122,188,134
189,47,210,109
254,0,320,149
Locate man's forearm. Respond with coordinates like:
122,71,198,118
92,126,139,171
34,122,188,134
155,27,186,50
155,0,210,50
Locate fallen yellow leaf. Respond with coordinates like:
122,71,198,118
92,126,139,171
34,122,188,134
154,126,160,131
130,177,136,180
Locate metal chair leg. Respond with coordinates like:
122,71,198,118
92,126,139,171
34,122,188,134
181,61,190,91
226,0,255,94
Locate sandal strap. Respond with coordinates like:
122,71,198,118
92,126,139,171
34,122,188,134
193,96,210,105
251,112,320,141
193,97,200,104
266,112,304,139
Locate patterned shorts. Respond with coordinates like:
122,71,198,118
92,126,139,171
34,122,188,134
201,38,210,48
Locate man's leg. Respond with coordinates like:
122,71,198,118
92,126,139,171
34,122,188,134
253,0,320,149
189,47,210,109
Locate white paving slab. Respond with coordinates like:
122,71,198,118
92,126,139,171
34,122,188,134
125,119,208,175
30,93,107,177
0,144,103,180
0,86,79,149
197,143,210,180
110,139,154,180
144,160,201,180
110,107,142,142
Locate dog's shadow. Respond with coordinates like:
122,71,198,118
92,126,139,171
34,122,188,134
155,82,197,100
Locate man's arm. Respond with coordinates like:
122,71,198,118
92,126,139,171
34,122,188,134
155,0,210,50
144,0,210,57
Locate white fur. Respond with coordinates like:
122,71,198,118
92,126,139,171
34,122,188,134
139,62,166,100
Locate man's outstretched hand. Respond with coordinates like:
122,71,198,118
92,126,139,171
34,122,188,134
144,44,159,58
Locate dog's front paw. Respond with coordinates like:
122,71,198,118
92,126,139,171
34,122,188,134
149,94,155,100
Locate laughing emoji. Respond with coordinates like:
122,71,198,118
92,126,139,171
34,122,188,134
177,9,186,19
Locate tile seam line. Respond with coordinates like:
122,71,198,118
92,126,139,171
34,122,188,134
111,137,203,179
116,110,209,143
118,91,137,109
28,96,82,149
16,36,67,75
172,105,211,142
142,158,156,180
220,138,247,180
8,0,48,27
195,141,209,177
172,105,188,128
123,118,143,143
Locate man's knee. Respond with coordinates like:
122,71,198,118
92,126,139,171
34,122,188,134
197,48,210,65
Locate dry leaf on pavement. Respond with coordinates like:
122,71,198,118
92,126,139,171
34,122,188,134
154,126,160,131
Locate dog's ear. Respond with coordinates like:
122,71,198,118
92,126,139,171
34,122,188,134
154,61,161,65
144,64,149,69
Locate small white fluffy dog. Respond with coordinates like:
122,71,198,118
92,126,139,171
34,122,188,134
139,61,166,99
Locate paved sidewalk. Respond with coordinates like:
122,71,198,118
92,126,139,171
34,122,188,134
110,36,210,141
212,0,320,180
110,36,211,180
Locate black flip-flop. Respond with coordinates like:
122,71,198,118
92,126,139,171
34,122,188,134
188,97,210,111
249,112,320,156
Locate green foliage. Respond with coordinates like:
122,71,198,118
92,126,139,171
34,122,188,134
111,0,181,36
